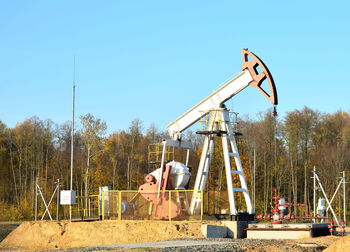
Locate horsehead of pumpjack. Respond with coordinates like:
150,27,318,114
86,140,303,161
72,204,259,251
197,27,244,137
241,48,278,116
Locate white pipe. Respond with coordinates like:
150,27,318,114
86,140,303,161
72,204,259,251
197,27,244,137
343,171,346,225
313,166,316,222
157,140,167,197
185,149,190,167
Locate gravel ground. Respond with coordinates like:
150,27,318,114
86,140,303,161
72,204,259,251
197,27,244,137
54,238,328,252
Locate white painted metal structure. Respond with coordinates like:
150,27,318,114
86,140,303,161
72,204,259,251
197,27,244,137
35,178,60,221
163,49,277,216
167,70,253,141
313,167,347,225
167,73,256,215
188,108,253,215
157,139,192,196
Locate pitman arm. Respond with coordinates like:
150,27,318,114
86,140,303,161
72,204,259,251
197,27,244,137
166,48,278,140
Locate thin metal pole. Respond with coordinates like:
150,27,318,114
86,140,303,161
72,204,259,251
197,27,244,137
253,145,256,210
185,149,190,167
158,140,166,197
56,179,60,221
343,171,346,225
313,166,316,221
70,56,76,222
35,177,38,221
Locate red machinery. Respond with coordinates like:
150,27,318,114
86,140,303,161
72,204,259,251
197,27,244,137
256,189,333,225
271,188,283,224
139,163,182,220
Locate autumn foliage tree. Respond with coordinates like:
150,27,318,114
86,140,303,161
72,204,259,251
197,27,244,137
0,107,349,221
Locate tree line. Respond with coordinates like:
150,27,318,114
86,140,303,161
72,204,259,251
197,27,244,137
0,106,349,220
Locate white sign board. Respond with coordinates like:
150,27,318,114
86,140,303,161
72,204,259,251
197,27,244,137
60,190,76,205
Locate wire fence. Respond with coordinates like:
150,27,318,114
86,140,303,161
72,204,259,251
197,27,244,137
72,195,99,220
101,190,203,221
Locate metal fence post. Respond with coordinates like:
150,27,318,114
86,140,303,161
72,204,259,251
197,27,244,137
118,191,121,221
88,197,91,217
98,193,100,220
343,171,346,225
102,190,105,220
169,191,171,222
35,177,38,221
201,190,203,221
56,179,60,221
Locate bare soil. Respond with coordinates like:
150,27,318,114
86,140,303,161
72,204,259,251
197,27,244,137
0,221,347,251
324,234,350,252
0,220,206,250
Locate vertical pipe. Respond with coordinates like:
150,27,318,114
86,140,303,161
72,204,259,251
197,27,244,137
35,177,38,221
253,146,256,211
88,197,91,217
70,56,76,222
98,193,101,220
158,140,166,197
102,190,105,220
169,191,171,222
56,179,60,221
313,166,316,222
185,149,190,167
343,171,346,225
201,189,203,221
118,191,121,221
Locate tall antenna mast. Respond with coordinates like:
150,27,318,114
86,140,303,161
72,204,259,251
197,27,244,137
70,55,76,221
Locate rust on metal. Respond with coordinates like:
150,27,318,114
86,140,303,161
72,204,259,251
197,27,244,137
241,48,278,105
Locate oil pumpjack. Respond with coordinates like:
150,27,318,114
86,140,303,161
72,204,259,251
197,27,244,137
139,49,278,220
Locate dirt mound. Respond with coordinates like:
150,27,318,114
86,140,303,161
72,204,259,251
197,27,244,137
324,235,350,252
0,220,205,250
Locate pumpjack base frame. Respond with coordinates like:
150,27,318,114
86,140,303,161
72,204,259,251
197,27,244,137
231,212,256,221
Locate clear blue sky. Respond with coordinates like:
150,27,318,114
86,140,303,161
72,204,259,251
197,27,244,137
1,1,349,134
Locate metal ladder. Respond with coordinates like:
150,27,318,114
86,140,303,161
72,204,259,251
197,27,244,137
189,108,253,215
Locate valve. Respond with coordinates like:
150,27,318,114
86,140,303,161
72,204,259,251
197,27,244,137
339,221,345,236
328,221,334,236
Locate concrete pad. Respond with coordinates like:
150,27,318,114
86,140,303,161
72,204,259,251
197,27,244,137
246,222,330,239
248,222,329,229
222,220,248,239
222,221,236,238
247,229,311,239
201,224,228,238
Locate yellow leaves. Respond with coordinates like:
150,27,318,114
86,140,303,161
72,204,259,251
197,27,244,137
80,113,107,149
94,167,111,188
0,201,24,220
